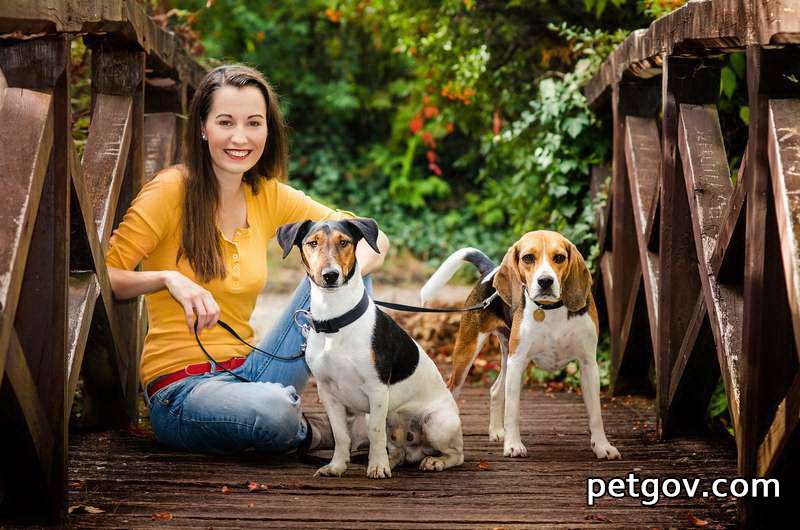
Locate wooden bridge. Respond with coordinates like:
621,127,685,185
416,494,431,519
0,0,797,527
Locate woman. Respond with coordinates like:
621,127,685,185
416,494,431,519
106,64,389,455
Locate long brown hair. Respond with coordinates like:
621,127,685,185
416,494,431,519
180,64,288,282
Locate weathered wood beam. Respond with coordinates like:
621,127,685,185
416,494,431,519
585,0,800,107
3,331,55,484
711,147,747,283
0,87,53,389
66,272,99,414
668,294,706,406
70,119,135,414
658,56,721,438
644,182,660,252
625,115,661,349
768,98,800,362
678,103,744,431
0,0,207,90
739,45,773,528
610,78,660,396
144,112,181,182
83,95,133,246
757,373,800,477
0,35,70,524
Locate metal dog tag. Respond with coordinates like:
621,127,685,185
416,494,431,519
534,308,546,322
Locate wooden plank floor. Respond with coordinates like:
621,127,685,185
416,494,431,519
67,382,737,528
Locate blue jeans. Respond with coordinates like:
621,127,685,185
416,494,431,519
146,276,372,455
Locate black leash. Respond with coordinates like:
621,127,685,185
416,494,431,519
373,290,499,314
193,290,500,376
193,318,305,383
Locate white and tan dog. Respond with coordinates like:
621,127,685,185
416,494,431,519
278,218,464,478
421,230,621,460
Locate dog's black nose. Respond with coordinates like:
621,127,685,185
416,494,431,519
323,271,340,285
538,276,554,289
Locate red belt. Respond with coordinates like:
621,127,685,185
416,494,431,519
145,357,247,399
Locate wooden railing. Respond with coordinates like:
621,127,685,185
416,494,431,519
0,0,204,523
586,0,800,525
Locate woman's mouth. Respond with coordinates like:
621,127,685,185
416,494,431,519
224,149,252,161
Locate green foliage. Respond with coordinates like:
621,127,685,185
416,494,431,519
173,0,648,265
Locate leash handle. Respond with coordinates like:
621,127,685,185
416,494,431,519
193,317,307,383
194,319,251,382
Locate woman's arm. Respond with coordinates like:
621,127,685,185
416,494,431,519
107,267,221,333
107,266,172,300
357,229,390,276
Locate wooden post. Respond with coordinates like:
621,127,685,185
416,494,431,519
0,35,70,524
657,56,722,438
78,40,146,427
738,44,800,528
609,78,660,396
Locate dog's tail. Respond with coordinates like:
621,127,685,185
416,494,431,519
420,248,496,306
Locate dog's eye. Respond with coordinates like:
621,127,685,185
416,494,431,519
521,254,534,264
339,240,350,248
553,254,566,264
307,240,318,248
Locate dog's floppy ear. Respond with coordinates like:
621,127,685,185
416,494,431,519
562,241,592,312
342,217,381,254
276,220,313,259
493,244,523,310
493,244,525,355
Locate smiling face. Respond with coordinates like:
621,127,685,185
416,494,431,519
201,85,268,181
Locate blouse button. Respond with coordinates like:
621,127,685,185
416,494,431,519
233,254,239,260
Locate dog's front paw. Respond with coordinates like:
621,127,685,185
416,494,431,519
591,439,622,460
314,461,348,477
419,456,446,472
503,439,528,458
366,458,392,479
488,427,505,442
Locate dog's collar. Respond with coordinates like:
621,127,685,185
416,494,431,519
533,299,564,311
309,289,370,333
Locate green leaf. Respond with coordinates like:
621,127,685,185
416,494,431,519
739,105,750,125
729,52,746,78
720,66,736,98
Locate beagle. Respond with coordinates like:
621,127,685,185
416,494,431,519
277,218,464,478
421,231,621,460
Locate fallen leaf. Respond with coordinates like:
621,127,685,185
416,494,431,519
221,485,231,494
688,514,709,526
247,503,255,508
68,481,82,489
151,512,173,521
247,481,259,492
68,505,105,514
585,514,611,522
477,461,491,470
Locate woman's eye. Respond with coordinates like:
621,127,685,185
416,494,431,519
553,254,566,264
219,120,232,127
521,254,534,264
249,121,262,127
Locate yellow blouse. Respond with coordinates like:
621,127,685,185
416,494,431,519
105,166,347,386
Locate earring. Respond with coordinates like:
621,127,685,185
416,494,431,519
201,133,207,141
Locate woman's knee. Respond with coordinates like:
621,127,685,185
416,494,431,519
248,383,304,450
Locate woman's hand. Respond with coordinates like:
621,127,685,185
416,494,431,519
163,271,221,334
358,230,390,275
